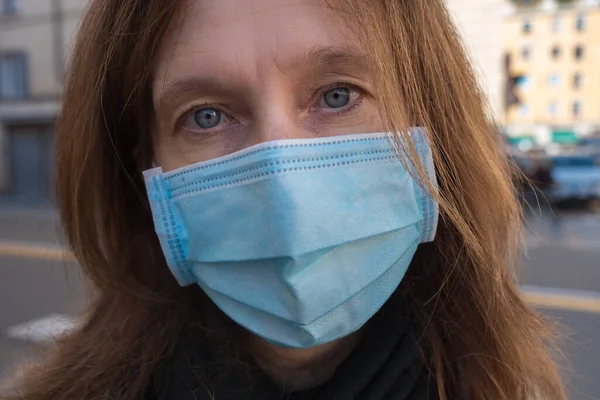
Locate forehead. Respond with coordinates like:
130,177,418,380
153,0,361,92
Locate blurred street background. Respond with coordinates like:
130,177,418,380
1,0,600,398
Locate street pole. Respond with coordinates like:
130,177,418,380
51,0,64,85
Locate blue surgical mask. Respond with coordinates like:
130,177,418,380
143,129,438,349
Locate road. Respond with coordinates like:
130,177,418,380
1,206,599,399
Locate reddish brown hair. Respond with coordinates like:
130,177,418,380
3,1,566,399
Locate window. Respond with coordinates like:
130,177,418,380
548,102,559,117
0,53,28,100
553,16,561,32
548,73,561,87
573,101,581,118
574,45,584,60
523,19,532,34
576,14,585,32
2,0,17,14
573,73,582,89
516,75,532,91
522,46,531,61
551,45,561,60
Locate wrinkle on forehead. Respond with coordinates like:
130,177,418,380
152,0,358,99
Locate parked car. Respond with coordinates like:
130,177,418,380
580,136,600,149
529,156,554,192
548,155,600,204
580,137,600,164
507,146,535,183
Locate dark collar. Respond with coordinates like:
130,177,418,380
148,298,439,400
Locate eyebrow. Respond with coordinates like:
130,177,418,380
298,45,370,76
156,46,371,111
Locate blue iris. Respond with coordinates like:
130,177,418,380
194,108,221,129
324,88,350,108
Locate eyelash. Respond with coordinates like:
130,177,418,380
177,83,365,133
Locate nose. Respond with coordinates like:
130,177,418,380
248,89,314,146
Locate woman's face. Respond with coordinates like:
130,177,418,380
152,0,383,171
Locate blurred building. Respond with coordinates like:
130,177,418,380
445,0,515,121
504,0,600,148
0,0,86,206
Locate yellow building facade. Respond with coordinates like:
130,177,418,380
504,4,600,144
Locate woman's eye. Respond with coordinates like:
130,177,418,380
323,87,351,109
194,108,222,129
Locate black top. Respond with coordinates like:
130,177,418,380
147,299,439,400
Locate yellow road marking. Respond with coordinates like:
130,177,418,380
0,241,74,262
523,288,600,315
1,242,600,315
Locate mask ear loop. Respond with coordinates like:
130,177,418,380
143,167,196,287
